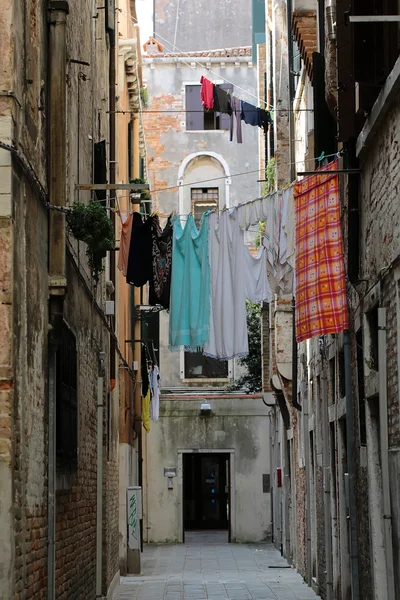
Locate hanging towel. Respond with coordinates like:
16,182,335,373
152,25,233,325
126,213,153,286
241,101,262,127
169,213,211,351
204,211,248,360
200,76,214,110
117,212,133,277
149,215,173,309
237,196,270,229
244,247,272,304
150,365,161,421
294,160,348,342
142,390,151,433
229,96,243,143
277,186,295,294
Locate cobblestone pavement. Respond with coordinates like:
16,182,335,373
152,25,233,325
116,533,320,600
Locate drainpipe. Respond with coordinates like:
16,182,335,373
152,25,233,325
109,29,116,391
96,354,105,598
300,353,312,587
286,0,296,182
377,308,395,600
320,349,333,600
47,3,69,598
292,298,302,411
343,331,360,600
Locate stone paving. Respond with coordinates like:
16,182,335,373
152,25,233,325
116,533,320,600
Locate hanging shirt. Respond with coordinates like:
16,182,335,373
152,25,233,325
244,247,272,304
260,109,273,132
294,160,348,342
142,390,151,433
213,86,232,115
117,212,133,277
229,96,243,143
126,213,153,287
200,76,214,110
150,365,161,421
204,210,248,360
241,101,262,127
149,215,173,309
169,213,211,351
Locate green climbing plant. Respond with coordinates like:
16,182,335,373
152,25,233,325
228,302,262,393
263,157,275,195
66,200,115,282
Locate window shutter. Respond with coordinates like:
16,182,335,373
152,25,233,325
94,140,107,206
186,85,204,130
219,83,233,130
336,0,355,141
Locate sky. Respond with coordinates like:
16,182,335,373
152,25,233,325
136,0,153,45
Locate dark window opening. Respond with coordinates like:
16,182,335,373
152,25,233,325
329,357,336,404
128,121,133,181
186,84,232,131
141,311,160,369
339,349,346,398
366,306,379,371
184,352,228,379
94,140,107,207
56,323,78,470
356,329,367,445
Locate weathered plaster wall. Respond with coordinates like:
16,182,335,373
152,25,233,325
154,0,252,52
143,395,272,544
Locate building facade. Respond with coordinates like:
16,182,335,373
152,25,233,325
0,0,144,597
257,1,400,599
137,0,273,544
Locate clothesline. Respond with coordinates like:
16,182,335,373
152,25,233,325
120,7,273,110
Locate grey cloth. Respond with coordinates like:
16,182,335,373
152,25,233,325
229,96,243,143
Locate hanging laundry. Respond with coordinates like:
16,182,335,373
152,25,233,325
126,213,153,287
294,160,348,342
169,213,211,351
117,212,133,277
150,365,161,421
260,109,274,132
200,75,214,110
278,186,296,294
230,96,243,143
149,215,173,309
241,101,262,127
237,195,269,229
213,86,232,115
141,345,151,433
263,191,282,294
244,246,272,304
204,210,248,360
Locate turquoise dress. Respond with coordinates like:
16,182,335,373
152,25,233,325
169,213,211,351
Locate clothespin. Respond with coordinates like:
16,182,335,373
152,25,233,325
317,151,325,163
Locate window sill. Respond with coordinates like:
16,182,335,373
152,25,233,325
185,129,227,133
182,378,229,383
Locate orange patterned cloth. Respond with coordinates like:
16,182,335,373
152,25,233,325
294,160,348,342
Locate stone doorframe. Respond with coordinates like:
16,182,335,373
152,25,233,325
177,448,236,543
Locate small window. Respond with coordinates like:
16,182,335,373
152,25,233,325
185,84,232,131
191,188,218,227
184,351,228,379
56,322,78,469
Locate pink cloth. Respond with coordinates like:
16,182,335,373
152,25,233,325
200,76,214,110
117,213,133,277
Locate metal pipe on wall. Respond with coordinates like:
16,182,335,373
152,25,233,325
302,377,312,586
109,28,117,388
321,352,333,600
286,0,296,182
96,366,105,597
377,308,396,600
343,330,360,600
47,3,69,597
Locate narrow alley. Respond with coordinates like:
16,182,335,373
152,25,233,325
117,535,319,600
